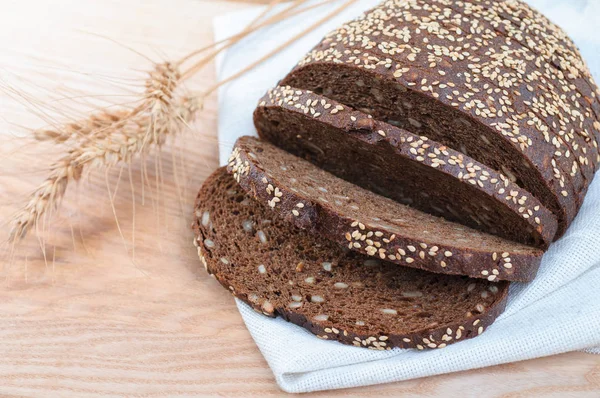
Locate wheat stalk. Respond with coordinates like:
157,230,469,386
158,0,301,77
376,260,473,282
198,0,357,97
29,0,326,146
178,0,341,79
9,62,197,242
8,0,355,243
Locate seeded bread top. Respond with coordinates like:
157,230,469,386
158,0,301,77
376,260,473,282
193,168,510,350
459,0,596,91
228,136,543,282
256,85,558,247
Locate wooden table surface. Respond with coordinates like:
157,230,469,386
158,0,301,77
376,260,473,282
0,0,598,396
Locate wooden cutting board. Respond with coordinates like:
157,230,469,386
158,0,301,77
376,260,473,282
0,0,598,396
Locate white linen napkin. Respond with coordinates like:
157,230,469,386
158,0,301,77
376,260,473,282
213,0,600,392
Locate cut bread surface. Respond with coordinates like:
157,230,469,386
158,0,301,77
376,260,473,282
228,136,544,282
254,86,558,248
193,168,509,350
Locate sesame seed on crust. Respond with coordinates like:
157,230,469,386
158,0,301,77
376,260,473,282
282,0,599,236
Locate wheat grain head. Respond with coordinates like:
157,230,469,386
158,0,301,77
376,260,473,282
9,62,196,242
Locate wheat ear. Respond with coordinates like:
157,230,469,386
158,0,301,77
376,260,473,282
9,62,197,242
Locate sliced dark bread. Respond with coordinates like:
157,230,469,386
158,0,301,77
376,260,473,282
281,0,600,237
254,86,557,248
311,3,598,197
228,136,544,282
313,0,600,188
193,167,510,350
283,45,579,237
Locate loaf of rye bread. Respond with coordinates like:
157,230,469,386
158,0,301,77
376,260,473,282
228,136,544,282
307,0,600,186
311,0,600,184
193,167,510,350
254,85,558,248
281,0,600,237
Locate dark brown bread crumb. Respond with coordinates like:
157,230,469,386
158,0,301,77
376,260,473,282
228,136,544,282
281,0,600,237
254,85,558,247
193,168,510,350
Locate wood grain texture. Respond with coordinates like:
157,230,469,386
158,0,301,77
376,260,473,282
0,0,598,396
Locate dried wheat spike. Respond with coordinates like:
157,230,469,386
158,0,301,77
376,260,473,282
34,62,181,144
9,63,196,242
146,62,180,108
34,109,131,143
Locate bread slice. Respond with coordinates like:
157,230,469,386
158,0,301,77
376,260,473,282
193,167,510,350
254,85,557,248
281,49,581,232
228,136,544,282
280,0,600,237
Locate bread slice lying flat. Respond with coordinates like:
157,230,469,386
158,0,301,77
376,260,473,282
254,86,557,248
193,167,509,350
228,136,543,282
